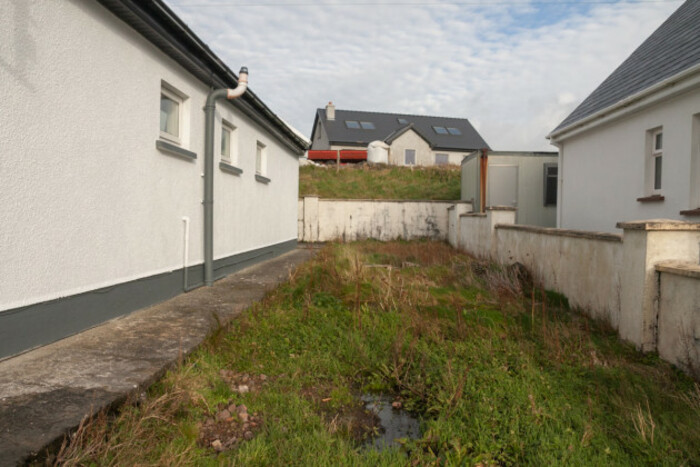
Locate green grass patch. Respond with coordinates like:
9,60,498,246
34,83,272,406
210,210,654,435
55,241,700,466
299,164,461,200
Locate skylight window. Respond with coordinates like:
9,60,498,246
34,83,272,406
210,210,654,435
397,118,408,125
447,127,462,135
432,126,448,135
360,121,375,129
345,120,360,129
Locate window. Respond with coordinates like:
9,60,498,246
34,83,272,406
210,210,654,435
432,126,448,135
652,130,663,191
256,141,266,175
405,149,416,165
435,153,449,165
543,163,558,206
220,120,237,163
447,127,461,135
397,118,409,125
160,83,186,144
360,121,375,129
645,128,663,194
345,120,360,129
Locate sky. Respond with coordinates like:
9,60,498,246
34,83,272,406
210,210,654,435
167,0,682,151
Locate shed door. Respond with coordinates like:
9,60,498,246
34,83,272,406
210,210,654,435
488,165,518,208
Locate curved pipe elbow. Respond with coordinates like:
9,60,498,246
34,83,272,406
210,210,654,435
227,67,248,99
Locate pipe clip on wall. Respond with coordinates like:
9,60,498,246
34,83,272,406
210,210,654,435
203,67,249,287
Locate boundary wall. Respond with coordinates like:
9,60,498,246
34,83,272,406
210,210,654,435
298,197,471,242
452,207,700,375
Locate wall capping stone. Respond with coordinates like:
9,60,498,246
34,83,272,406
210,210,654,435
617,219,700,231
496,224,623,242
655,260,700,279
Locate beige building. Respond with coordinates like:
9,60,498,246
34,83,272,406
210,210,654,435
309,103,489,166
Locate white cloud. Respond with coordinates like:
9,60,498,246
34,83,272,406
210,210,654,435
169,0,680,150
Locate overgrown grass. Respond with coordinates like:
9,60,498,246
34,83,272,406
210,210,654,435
54,241,700,465
299,164,461,200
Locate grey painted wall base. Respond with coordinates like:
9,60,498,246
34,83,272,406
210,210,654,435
0,240,297,360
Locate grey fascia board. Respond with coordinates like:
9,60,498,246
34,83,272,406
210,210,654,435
219,161,243,175
255,174,271,184
156,139,197,160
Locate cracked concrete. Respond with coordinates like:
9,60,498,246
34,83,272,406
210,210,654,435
0,247,316,466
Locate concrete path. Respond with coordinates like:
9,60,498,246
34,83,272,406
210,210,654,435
0,247,317,466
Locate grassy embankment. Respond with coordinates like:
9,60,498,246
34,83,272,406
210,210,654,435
299,164,461,200
55,241,700,465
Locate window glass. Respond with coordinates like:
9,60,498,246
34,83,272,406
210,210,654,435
654,155,662,190
345,121,360,129
397,118,408,125
360,121,375,129
160,94,179,136
435,154,448,165
405,149,416,165
447,127,461,135
544,165,558,206
221,127,231,160
433,126,448,135
654,132,663,150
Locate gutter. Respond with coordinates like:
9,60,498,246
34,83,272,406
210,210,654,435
203,68,249,287
549,63,700,143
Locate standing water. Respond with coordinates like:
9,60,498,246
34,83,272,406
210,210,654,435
361,394,421,450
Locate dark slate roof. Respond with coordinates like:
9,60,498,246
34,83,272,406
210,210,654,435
553,0,700,134
312,109,490,151
96,0,308,153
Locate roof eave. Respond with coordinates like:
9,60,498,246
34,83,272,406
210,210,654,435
96,0,308,154
549,63,700,143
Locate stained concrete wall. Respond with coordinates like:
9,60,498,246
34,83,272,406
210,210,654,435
299,197,471,242
493,226,623,326
656,262,700,374
454,211,700,376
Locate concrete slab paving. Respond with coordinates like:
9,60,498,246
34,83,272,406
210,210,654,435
0,247,317,466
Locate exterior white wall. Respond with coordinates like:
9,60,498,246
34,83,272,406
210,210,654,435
386,130,466,166
556,86,700,232
298,197,471,242
460,153,558,227
0,1,298,311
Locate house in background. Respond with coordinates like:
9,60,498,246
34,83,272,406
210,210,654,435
0,0,307,359
461,151,558,227
549,0,700,233
309,102,489,165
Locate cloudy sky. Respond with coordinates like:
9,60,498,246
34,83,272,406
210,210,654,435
168,0,681,151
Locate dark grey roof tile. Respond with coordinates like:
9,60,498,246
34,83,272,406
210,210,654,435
553,0,700,133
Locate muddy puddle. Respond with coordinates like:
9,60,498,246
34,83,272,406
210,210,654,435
360,394,421,450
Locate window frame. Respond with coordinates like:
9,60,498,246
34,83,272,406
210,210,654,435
345,120,361,129
645,127,663,195
543,163,558,206
159,84,185,145
432,126,448,135
447,127,462,135
360,121,375,130
435,153,449,165
404,149,416,166
256,141,267,176
220,119,237,164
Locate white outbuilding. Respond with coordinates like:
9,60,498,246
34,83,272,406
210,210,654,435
0,0,308,359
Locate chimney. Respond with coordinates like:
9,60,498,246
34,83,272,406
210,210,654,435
326,101,335,121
